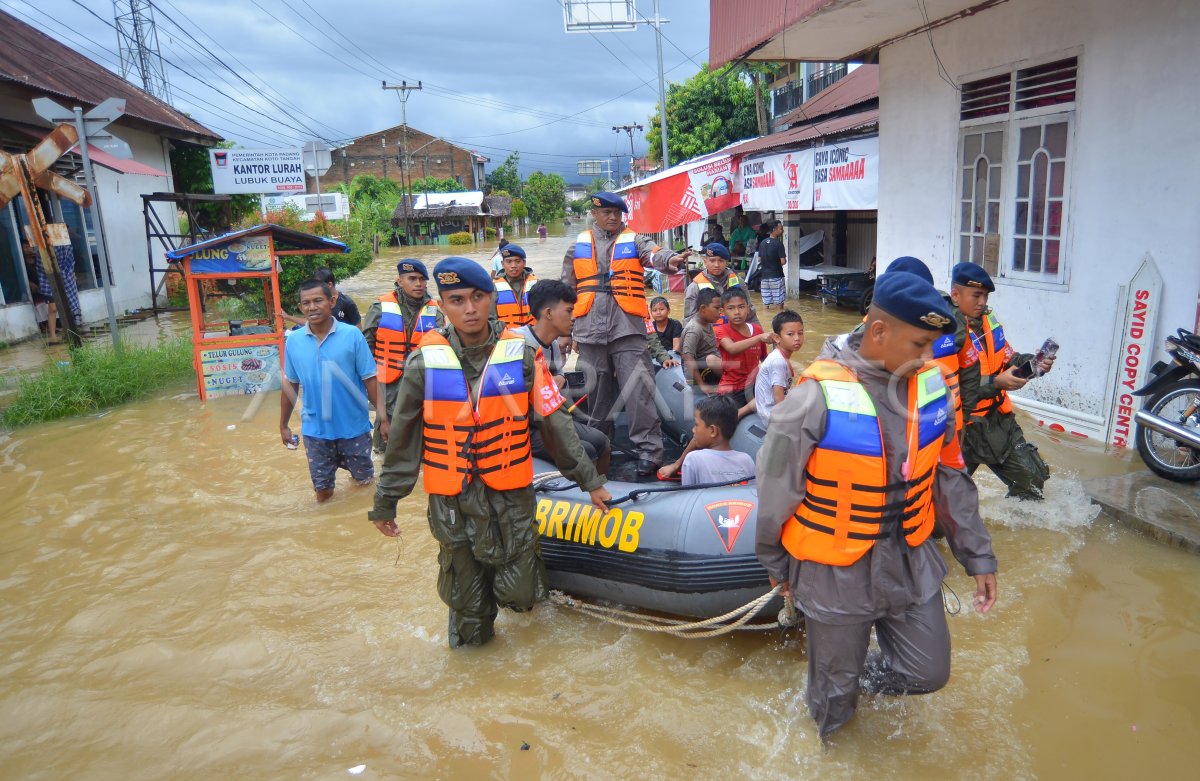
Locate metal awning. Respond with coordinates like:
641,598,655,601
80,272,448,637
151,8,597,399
166,224,349,261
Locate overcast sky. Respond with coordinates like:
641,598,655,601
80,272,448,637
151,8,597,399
9,0,713,182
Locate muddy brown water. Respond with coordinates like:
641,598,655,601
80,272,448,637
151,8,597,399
1,227,1197,779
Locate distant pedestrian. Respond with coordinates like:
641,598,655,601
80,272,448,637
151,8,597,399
281,279,379,502
538,223,548,241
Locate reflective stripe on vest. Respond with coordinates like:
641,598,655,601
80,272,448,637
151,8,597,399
931,331,965,467
963,311,1014,417
780,360,947,566
494,273,537,327
420,331,532,496
374,293,440,384
572,229,647,318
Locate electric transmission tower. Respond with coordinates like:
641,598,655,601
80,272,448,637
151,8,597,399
114,1,172,104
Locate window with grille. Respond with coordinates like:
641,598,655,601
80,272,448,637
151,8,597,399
955,56,1076,285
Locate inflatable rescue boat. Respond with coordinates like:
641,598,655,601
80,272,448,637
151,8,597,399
536,364,778,619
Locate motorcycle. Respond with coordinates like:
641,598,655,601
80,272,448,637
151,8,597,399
1131,328,1200,482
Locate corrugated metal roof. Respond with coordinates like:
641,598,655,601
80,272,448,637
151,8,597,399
721,108,879,158
166,224,348,261
780,65,879,127
0,10,220,144
709,0,832,68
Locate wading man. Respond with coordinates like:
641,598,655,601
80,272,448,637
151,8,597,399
950,262,1055,499
361,259,443,452
281,279,379,502
561,191,689,476
369,258,611,648
756,272,998,740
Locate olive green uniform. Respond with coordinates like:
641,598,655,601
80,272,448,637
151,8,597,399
953,306,1050,499
369,320,604,647
361,288,443,451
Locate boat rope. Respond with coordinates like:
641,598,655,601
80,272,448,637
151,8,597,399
533,470,755,507
549,584,801,639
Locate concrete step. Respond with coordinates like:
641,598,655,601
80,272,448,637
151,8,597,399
1084,471,1200,554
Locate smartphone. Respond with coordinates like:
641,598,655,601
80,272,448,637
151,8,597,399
1011,360,1036,379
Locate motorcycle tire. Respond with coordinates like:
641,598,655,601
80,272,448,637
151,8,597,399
1134,379,1200,482
859,283,874,316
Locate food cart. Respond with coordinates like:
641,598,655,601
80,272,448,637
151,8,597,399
166,224,349,401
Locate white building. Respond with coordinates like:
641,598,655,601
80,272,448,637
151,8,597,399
0,10,220,343
710,0,1200,445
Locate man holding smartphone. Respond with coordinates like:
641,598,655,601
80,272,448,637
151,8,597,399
950,262,1056,500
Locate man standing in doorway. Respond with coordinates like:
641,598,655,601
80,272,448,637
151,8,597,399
757,220,788,311
561,192,689,476
281,279,379,502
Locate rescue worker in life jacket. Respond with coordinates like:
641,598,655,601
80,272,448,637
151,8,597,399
682,242,759,325
950,262,1055,500
491,243,537,328
561,191,690,476
369,257,611,648
756,272,998,740
362,259,444,452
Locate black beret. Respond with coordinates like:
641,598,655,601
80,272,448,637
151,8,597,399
589,191,628,213
396,259,429,279
951,262,995,292
433,257,495,294
885,256,933,285
873,272,955,332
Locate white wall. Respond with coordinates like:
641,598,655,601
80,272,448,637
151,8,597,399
877,0,1200,439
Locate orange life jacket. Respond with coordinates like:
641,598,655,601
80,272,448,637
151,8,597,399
493,272,537,327
374,293,440,384
780,360,948,566
419,330,533,496
572,229,648,319
960,310,1014,417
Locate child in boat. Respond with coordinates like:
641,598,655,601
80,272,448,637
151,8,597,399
648,296,683,354
681,395,756,486
680,288,724,393
754,310,805,422
714,288,774,412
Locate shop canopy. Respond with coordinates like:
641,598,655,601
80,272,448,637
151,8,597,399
618,152,742,233
166,224,348,273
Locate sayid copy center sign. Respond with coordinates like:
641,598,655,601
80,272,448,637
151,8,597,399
210,148,305,195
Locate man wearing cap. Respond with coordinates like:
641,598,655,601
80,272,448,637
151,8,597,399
361,259,444,452
683,243,759,325
756,272,998,740
369,258,611,648
562,191,689,476
950,262,1054,500
492,243,537,328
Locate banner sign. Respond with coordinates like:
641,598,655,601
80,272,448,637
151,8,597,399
210,148,304,195
738,149,815,212
187,235,275,274
199,344,282,398
625,155,739,233
1106,253,1163,448
813,136,878,210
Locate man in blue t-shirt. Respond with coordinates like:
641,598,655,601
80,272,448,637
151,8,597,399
281,278,380,501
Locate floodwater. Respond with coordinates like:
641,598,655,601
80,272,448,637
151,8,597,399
1,226,1197,780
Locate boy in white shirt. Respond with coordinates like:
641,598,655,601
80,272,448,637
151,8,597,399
754,310,805,422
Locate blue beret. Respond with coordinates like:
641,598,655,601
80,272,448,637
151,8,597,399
704,242,731,261
885,256,933,285
396,258,428,279
434,257,495,294
873,272,955,332
951,261,995,292
589,191,628,213
500,244,526,260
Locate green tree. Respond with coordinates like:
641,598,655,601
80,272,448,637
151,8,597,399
645,64,758,166
511,198,529,221
486,152,522,196
522,171,566,222
408,175,465,194
168,141,260,228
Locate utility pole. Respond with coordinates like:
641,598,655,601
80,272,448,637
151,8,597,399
612,123,643,184
652,0,669,169
382,80,422,245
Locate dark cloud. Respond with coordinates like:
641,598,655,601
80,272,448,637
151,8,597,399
24,0,711,181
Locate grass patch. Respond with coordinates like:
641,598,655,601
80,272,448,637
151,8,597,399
1,337,195,428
